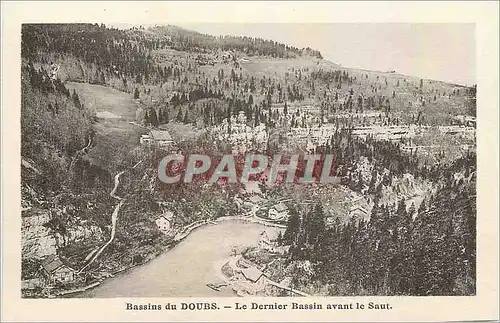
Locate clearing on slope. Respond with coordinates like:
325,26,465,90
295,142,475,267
65,82,148,173
66,82,138,120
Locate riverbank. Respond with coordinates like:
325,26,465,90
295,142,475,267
56,281,101,297
41,213,286,298
215,253,309,297
73,219,282,297
216,215,287,229
52,213,286,298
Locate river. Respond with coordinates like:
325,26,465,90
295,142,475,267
78,220,282,298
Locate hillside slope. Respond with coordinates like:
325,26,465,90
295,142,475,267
21,23,476,297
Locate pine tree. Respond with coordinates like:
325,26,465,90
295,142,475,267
72,90,82,109
149,109,159,127
283,209,300,245
277,231,283,245
176,107,183,122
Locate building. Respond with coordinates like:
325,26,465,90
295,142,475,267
50,63,60,80
151,130,174,147
40,255,75,284
258,231,271,250
243,194,264,210
155,211,174,232
249,195,264,205
21,278,44,290
349,205,369,221
452,115,476,127
96,111,122,121
221,51,234,62
272,245,291,255
232,267,268,294
139,134,153,146
233,196,244,208
140,130,174,148
268,203,289,221
241,267,268,289
155,216,171,232
258,230,290,254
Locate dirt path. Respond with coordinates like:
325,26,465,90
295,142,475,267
78,160,142,273
69,135,93,172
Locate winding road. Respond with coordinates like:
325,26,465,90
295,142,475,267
78,160,142,273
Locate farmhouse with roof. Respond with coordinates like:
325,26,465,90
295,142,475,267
140,129,174,148
40,255,76,284
349,205,369,220
241,267,267,288
232,266,269,294
268,202,289,221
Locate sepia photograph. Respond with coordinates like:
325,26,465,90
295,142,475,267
2,1,499,322
20,22,477,299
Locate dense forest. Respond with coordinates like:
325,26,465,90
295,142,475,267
21,24,321,82
21,63,95,192
280,151,476,296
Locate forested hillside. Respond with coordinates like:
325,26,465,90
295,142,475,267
277,153,476,296
22,24,321,83
21,23,476,298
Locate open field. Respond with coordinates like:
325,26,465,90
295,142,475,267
64,83,147,172
236,56,338,77
159,122,204,141
66,82,138,120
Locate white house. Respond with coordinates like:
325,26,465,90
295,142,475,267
268,203,289,221
155,211,174,232
140,134,153,146
241,267,268,291
96,111,121,121
151,130,174,147
141,130,174,148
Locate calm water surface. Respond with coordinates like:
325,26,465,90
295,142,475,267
79,220,279,298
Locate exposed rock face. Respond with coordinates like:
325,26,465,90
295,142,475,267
22,210,57,259
376,172,436,216
67,223,104,243
22,207,105,261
